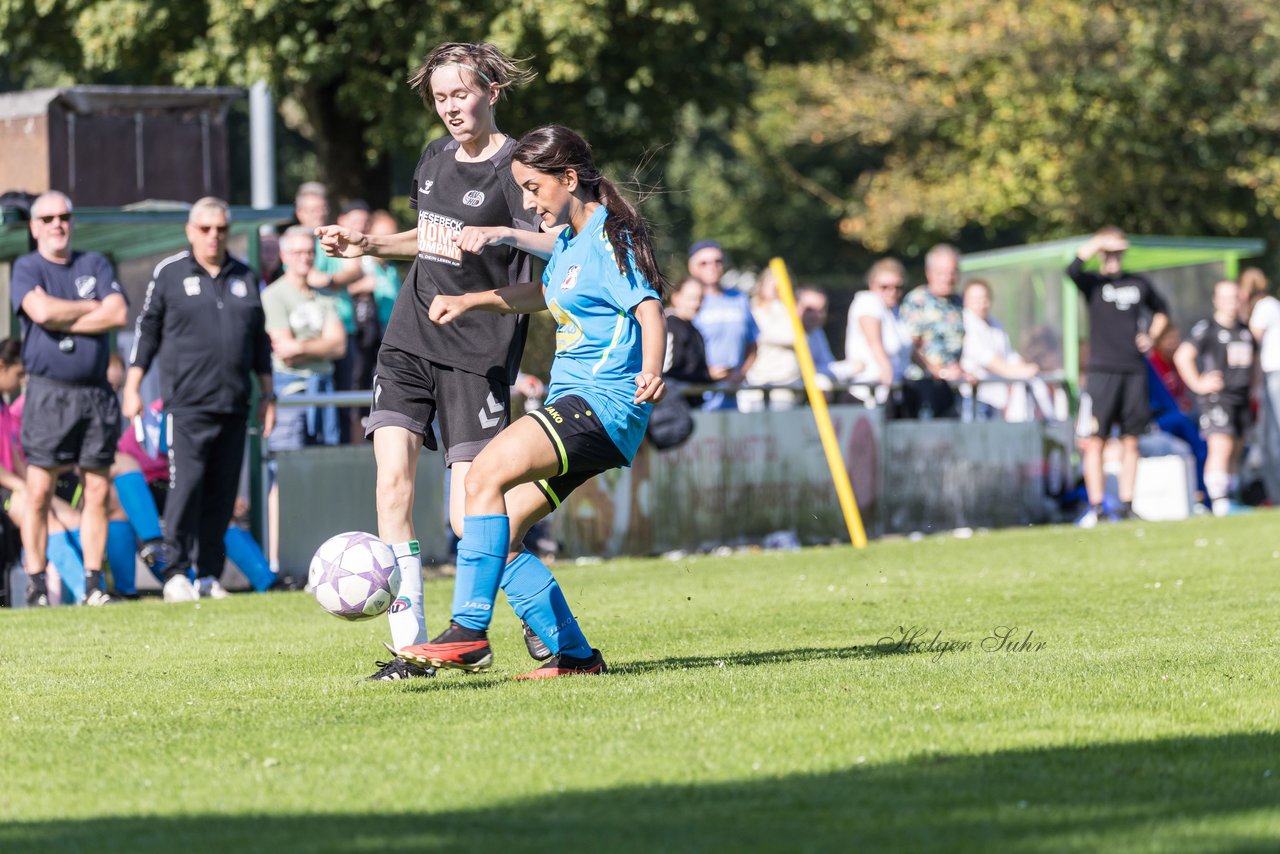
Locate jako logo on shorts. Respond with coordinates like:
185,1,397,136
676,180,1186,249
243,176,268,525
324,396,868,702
389,595,411,613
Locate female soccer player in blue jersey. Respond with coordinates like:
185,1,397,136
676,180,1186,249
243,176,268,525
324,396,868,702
397,124,670,678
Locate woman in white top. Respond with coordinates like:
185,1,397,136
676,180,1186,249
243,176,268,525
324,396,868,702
741,270,844,410
1244,267,1280,502
960,279,1037,418
845,258,912,403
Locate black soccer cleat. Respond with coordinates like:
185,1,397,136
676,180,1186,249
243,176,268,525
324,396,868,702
515,648,608,680
367,657,436,681
139,539,167,569
25,574,49,608
521,619,553,662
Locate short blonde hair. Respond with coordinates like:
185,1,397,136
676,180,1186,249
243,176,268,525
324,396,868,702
188,196,231,224
865,257,906,288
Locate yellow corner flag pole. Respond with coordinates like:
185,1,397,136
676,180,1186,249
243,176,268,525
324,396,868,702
769,257,868,548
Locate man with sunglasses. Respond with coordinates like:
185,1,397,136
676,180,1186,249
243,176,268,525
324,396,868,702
123,197,276,602
10,191,127,606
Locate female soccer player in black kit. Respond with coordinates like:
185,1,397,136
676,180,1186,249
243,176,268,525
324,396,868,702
1174,279,1257,517
317,43,558,680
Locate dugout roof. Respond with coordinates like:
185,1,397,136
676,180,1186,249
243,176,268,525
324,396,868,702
959,234,1266,393
0,204,294,264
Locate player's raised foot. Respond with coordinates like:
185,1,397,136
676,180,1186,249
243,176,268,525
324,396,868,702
522,619,553,662
162,573,199,603
515,648,607,680
367,655,436,681
397,622,492,672
139,538,167,569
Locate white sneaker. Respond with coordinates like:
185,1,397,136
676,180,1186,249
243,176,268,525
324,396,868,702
1075,508,1099,529
195,576,230,600
85,588,115,606
163,574,198,603
1212,497,1231,518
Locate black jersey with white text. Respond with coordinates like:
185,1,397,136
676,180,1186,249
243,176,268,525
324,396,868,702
1188,317,1255,404
380,136,539,383
1067,258,1169,374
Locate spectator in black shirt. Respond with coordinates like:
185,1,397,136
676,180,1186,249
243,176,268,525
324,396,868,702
1174,279,1257,516
1068,226,1169,526
664,277,713,385
124,197,275,602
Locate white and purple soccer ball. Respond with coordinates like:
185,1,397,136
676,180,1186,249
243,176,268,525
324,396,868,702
309,532,401,621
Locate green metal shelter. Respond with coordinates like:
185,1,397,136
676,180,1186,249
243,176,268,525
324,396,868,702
960,235,1266,396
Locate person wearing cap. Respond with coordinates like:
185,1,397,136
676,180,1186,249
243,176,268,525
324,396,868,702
1068,225,1169,527
688,240,757,408
9,190,128,606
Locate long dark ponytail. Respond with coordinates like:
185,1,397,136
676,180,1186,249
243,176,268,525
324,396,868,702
513,125,670,296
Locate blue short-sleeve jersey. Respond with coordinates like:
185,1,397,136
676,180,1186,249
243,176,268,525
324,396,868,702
541,205,659,462
10,250,124,384
694,287,758,372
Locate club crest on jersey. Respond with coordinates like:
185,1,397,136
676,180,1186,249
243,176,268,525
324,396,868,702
183,276,202,296
560,265,582,292
462,190,485,207
230,279,248,298
74,275,97,299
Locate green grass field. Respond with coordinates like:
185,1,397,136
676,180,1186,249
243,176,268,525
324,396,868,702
2,513,1279,852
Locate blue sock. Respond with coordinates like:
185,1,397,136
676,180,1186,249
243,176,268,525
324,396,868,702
113,471,162,541
501,550,592,658
224,526,275,592
451,514,509,631
106,520,138,595
49,530,87,603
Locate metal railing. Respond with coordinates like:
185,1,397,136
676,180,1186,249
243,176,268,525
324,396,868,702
272,372,1071,423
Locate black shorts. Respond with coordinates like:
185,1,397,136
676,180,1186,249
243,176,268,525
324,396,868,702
527,395,628,509
20,376,121,470
1083,370,1149,438
364,344,511,465
1198,396,1250,438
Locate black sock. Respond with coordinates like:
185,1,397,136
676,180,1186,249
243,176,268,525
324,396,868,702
85,570,103,592
27,571,48,596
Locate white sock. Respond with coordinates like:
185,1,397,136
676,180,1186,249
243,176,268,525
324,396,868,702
1206,471,1231,517
387,540,426,650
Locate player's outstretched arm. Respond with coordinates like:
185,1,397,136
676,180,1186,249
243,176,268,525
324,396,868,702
428,281,547,325
316,226,418,261
454,226,559,260
633,298,667,404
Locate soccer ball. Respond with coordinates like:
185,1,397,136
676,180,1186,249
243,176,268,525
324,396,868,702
308,532,401,621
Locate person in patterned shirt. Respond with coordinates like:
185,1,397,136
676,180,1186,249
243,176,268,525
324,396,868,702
900,243,973,418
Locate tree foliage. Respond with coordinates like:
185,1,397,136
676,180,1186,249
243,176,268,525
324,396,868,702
761,0,1280,253
0,0,863,234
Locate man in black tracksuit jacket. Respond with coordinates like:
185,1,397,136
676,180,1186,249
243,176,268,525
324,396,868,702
122,197,276,602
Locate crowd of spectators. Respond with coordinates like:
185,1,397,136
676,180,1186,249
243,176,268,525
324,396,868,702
7,184,1280,603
